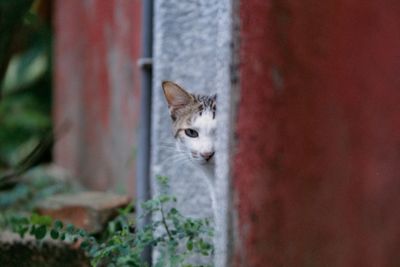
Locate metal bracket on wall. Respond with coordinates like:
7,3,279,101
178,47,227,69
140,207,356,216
137,57,153,70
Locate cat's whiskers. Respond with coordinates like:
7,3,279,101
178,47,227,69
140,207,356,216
157,143,187,155
157,142,177,149
157,152,188,168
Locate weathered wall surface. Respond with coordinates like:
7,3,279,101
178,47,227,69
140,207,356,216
234,1,400,266
54,0,141,194
151,0,234,265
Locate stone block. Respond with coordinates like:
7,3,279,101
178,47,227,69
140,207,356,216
36,192,131,233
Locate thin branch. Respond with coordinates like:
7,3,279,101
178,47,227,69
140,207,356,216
0,121,70,188
160,202,174,241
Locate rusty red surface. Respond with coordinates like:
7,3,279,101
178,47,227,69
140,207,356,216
54,0,141,194
235,1,400,266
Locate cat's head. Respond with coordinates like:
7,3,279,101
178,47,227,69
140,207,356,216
162,81,216,165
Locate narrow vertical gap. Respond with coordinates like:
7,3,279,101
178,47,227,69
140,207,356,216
136,0,153,265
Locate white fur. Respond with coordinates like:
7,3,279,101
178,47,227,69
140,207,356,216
173,109,217,223
162,82,218,228
177,110,217,165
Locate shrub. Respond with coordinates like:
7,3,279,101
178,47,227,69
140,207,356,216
5,176,214,267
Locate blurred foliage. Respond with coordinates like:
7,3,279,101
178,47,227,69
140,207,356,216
0,0,33,77
4,176,214,267
0,165,78,213
0,0,52,173
0,165,81,237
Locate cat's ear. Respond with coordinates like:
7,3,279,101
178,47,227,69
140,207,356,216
162,81,194,109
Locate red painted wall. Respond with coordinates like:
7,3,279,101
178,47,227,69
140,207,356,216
235,1,400,266
54,0,141,194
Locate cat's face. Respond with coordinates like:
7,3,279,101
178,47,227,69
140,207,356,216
162,81,216,165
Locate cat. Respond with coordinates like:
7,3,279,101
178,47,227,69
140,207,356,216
161,81,216,176
161,80,217,217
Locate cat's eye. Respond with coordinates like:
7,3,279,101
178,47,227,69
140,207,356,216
184,128,198,138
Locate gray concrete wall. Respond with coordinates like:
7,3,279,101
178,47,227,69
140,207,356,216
151,0,235,266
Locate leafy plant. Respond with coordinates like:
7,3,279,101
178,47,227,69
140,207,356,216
5,176,214,267
0,0,53,173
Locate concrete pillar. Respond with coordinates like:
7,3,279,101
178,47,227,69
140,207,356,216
151,0,235,265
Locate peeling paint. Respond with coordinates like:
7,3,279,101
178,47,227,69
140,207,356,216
235,0,400,266
54,0,142,195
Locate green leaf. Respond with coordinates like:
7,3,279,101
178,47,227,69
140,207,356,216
78,229,87,237
159,195,170,203
34,225,47,239
30,225,36,235
186,240,193,251
80,240,90,249
66,223,75,234
156,175,169,187
18,226,29,238
118,202,133,215
50,229,59,239
142,199,159,211
201,251,209,256
201,241,212,250
53,220,63,230
30,213,52,226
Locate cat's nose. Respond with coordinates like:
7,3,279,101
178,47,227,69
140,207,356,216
200,152,215,161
